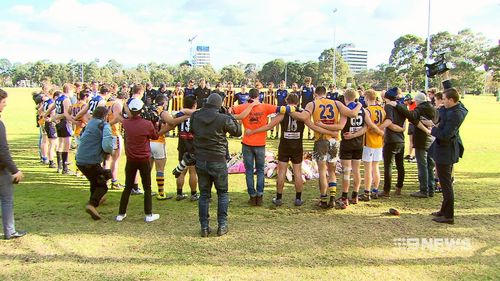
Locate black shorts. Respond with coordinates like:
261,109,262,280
177,139,194,161
339,146,363,160
278,146,303,164
408,123,415,135
44,121,57,139
56,120,72,138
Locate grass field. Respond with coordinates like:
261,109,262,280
0,88,499,281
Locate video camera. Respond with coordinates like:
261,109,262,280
172,152,196,178
141,104,160,123
425,53,454,78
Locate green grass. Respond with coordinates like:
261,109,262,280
0,88,499,280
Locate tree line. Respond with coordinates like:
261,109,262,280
0,29,497,93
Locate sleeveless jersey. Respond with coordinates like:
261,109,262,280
150,105,166,144
311,98,340,141
301,85,315,107
264,90,276,105
106,100,122,137
224,90,235,107
171,90,183,111
235,92,249,104
364,104,385,148
276,89,288,106
258,92,265,103
43,98,53,113
71,101,86,137
279,113,304,150
184,87,195,97
341,102,366,150
55,95,67,114
88,95,103,113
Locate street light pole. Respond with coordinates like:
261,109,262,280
333,8,338,86
425,0,431,90
284,63,288,87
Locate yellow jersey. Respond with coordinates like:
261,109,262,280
71,101,86,137
311,98,340,141
364,104,385,148
150,105,166,144
106,100,122,137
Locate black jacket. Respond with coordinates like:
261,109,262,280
194,87,211,109
190,104,242,162
429,102,468,165
395,101,437,149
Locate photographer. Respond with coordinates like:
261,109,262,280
190,93,242,237
76,106,115,220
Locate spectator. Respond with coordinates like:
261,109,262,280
0,89,26,239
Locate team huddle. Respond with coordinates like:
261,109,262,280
33,74,465,236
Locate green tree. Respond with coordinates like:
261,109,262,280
389,34,425,92
258,59,286,85
220,65,245,85
300,61,319,85
317,48,350,87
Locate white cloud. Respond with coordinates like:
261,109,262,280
10,4,35,16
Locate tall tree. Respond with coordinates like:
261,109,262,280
389,34,425,92
220,65,245,85
317,48,350,87
258,59,286,85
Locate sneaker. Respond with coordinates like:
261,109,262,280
111,182,124,190
378,191,391,198
49,162,56,168
115,214,127,222
394,188,402,196
4,230,27,240
272,198,283,206
190,194,200,201
404,155,411,160
85,204,101,220
326,196,335,209
359,193,371,202
57,166,62,173
409,157,417,163
145,213,160,222
156,193,168,200
62,169,76,175
176,194,188,201
131,188,144,195
350,195,359,205
335,198,349,209
435,185,442,193
294,198,304,206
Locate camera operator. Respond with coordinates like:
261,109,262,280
190,93,242,237
116,98,166,223
76,106,115,220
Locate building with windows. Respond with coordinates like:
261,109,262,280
193,45,211,67
337,43,368,74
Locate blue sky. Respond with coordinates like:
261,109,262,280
1,0,498,70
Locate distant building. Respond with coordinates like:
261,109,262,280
337,43,368,75
193,45,211,67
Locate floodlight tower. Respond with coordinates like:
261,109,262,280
188,35,198,66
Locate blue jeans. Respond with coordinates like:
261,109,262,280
196,160,229,229
242,144,265,197
0,169,16,237
415,148,435,195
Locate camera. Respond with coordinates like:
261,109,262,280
98,168,113,182
172,152,196,178
141,104,160,123
425,53,454,78
32,92,43,105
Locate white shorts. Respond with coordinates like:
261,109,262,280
150,142,166,160
362,146,383,162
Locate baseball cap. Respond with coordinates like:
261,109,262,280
414,92,427,104
128,98,144,111
404,94,413,101
384,87,399,101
